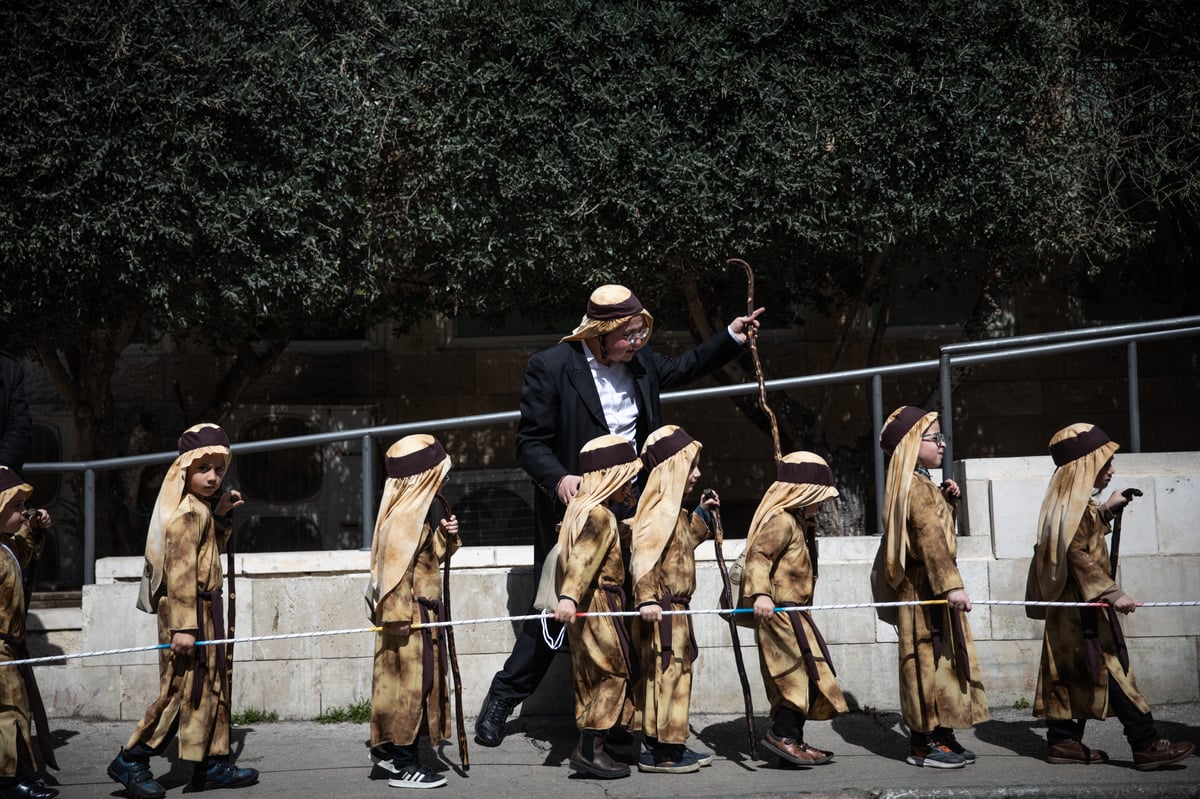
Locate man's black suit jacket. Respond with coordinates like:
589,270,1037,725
515,332,745,565
0,353,32,471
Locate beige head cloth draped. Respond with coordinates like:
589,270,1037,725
1030,423,1119,601
880,406,940,589
629,425,702,586
0,466,34,521
560,284,654,342
366,434,452,615
745,452,839,541
557,435,642,569
144,423,232,599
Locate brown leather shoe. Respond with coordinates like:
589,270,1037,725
569,732,631,779
1047,739,1108,765
1133,739,1194,771
761,731,833,766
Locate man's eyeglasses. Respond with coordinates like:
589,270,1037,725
618,328,650,345
921,432,947,446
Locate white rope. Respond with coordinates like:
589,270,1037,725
4,599,1196,668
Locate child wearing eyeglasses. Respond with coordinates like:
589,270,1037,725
878,407,988,770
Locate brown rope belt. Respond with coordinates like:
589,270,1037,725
416,597,448,702
192,587,226,709
776,601,837,681
1081,605,1131,686
927,603,972,683
600,583,639,684
654,592,698,672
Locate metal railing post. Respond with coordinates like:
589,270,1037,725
84,468,96,585
1127,341,1141,452
871,373,884,535
361,434,375,550
939,351,954,476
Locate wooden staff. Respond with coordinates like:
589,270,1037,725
434,493,469,771
705,490,757,759
726,257,781,465
224,504,237,691
1109,488,1142,579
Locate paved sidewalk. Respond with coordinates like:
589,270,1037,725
48,703,1198,798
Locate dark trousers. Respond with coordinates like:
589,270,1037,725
487,615,564,704
1046,676,1157,751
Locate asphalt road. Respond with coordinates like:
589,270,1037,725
47,703,1199,798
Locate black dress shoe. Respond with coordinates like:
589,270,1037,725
107,751,166,799
0,779,59,799
475,692,515,747
201,760,259,789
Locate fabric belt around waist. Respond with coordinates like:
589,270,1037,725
654,592,697,672
192,587,226,709
776,600,837,682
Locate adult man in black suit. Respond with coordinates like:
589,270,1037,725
0,353,32,471
476,284,763,746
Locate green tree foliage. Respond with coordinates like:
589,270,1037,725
384,0,1199,325
1,1,401,454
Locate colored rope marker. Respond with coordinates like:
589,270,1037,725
4,599,1196,668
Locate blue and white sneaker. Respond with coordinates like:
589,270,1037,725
933,729,976,764
906,737,966,769
637,745,702,774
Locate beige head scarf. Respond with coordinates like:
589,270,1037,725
629,425,702,585
559,284,654,342
1030,423,1119,601
366,435,452,614
144,423,231,599
879,406,940,589
745,452,839,543
0,466,34,529
557,435,642,570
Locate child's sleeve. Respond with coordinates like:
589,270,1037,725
742,513,789,602
165,510,204,635
908,482,964,596
1068,507,1120,601
558,508,615,603
688,506,714,546
433,520,461,562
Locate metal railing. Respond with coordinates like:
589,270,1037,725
938,315,1200,473
23,315,1200,584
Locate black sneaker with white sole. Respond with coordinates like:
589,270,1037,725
388,765,447,789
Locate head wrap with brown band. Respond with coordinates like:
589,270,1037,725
879,406,941,588
144,423,233,600
366,435,452,621
1030,423,1120,602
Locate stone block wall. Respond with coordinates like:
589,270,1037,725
26,453,1199,722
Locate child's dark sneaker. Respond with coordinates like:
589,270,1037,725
388,765,448,789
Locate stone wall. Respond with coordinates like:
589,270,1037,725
26,452,1199,721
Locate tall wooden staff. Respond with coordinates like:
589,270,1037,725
727,257,782,463
704,489,757,759
224,502,237,694
434,494,469,771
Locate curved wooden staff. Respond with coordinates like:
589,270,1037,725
223,500,237,695
704,490,757,759
434,494,469,771
726,257,781,466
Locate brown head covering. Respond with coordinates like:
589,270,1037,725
879,406,940,588
1030,423,1119,601
0,466,34,528
144,423,232,599
366,434,452,617
629,425,702,585
744,451,839,547
557,435,642,570
560,284,655,342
